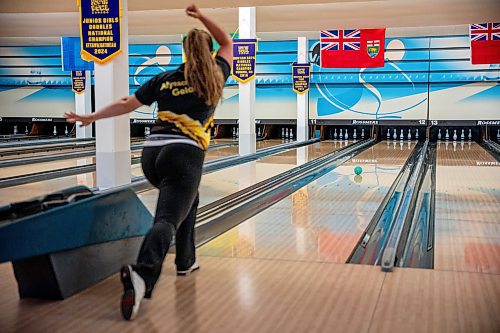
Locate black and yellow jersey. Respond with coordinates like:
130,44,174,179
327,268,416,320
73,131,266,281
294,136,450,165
135,55,231,150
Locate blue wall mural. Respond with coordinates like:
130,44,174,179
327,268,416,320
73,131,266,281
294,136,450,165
0,34,498,121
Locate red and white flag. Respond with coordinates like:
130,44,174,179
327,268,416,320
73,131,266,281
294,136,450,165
320,28,385,68
469,22,500,65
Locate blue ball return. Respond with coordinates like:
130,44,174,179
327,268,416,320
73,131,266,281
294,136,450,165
0,186,153,299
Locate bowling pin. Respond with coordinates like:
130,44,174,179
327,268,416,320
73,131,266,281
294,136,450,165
285,128,289,139
400,129,404,141
334,128,338,139
445,128,449,141
415,129,419,140
468,128,472,141
460,129,465,141
393,129,397,140
353,128,357,140
233,127,237,138
339,129,343,140
281,127,285,138
290,128,294,139
257,127,261,137
452,129,457,141
13,125,18,135
437,128,442,140
361,128,365,139
53,126,57,136
497,129,500,142
65,126,69,136
345,129,349,140
25,126,28,135
407,128,412,141
386,129,390,140
236,127,239,138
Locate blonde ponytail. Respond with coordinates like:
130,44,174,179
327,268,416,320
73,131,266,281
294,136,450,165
184,29,225,106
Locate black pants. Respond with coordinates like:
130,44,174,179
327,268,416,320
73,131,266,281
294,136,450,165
133,143,204,295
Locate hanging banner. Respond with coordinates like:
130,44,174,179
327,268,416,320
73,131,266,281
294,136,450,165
292,63,311,94
78,0,121,64
232,39,257,83
71,71,86,94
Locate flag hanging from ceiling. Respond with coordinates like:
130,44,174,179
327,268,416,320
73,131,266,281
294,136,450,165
469,22,500,65
320,28,385,68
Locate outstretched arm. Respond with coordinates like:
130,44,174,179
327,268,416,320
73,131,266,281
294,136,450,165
64,94,142,126
186,4,233,65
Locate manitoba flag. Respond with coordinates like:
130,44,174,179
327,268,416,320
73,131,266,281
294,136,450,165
320,28,385,68
469,23,500,65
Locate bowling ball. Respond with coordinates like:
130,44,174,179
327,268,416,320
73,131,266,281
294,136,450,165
354,166,363,175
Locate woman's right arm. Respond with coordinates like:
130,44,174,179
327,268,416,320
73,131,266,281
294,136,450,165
185,4,233,65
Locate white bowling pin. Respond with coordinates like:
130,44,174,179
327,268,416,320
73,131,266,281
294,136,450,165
290,128,294,139
497,129,500,141
361,128,365,139
393,129,397,140
407,128,412,141
25,126,28,135
281,128,285,138
53,126,57,136
334,128,338,139
13,125,18,135
400,129,404,141
452,129,457,141
285,128,289,139
460,129,465,141
415,129,419,140
353,128,357,139
386,129,390,140
339,129,343,139
468,128,472,141
236,127,239,138
65,126,68,136
445,129,449,141
437,128,442,140
345,129,349,140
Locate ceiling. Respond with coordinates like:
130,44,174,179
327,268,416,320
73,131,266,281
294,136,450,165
0,0,499,44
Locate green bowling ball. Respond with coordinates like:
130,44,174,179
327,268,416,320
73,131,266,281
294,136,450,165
354,166,363,175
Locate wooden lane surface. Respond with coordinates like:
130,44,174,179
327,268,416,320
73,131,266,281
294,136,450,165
434,142,500,274
204,139,283,161
197,141,415,264
1,257,499,332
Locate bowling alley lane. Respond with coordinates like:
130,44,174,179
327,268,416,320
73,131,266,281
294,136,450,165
197,140,416,264
204,139,285,161
137,140,344,214
433,141,500,274
0,139,306,205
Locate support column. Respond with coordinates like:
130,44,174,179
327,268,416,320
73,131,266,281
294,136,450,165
94,0,131,189
75,70,92,138
297,36,309,142
238,7,256,156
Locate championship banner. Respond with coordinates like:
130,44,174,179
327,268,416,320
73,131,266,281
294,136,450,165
78,0,121,64
292,63,311,94
71,71,86,94
232,39,257,83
